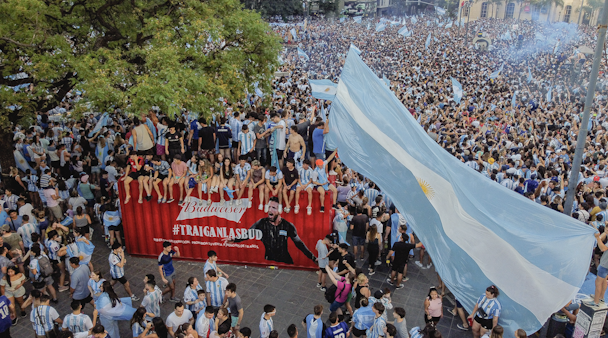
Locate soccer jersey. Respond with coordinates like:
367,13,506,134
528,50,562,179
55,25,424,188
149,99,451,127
62,313,93,334
325,322,349,338
109,252,124,279
184,284,206,313
205,277,228,307
234,163,252,182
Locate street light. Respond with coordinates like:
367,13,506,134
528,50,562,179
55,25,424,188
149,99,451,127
465,1,472,44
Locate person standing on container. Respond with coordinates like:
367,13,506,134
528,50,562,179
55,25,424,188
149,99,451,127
225,196,317,265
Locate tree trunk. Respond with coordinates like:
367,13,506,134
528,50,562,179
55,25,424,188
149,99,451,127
0,129,16,175
518,3,523,20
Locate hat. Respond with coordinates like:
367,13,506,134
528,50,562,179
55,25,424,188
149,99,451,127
81,175,89,183
315,159,324,167
252,160,260,166
374,290,384,299
0,225,9,233
488,158,495,164
594,176,601,182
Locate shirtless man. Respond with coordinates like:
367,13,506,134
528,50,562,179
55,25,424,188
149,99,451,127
284,126,306,160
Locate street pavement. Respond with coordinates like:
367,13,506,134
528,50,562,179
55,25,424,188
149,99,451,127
10,221,474,338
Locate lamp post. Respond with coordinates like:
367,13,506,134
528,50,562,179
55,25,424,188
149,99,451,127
465,1,472,43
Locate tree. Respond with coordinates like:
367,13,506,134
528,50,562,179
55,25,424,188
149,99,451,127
0,0,282,172
577,0,602,24
536,0,564,21
241,0,305,17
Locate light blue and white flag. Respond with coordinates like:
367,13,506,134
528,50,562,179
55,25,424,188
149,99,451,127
14,150,35,175
354,16,362,23
435,6,446,15
88,112,110,137
290,28,297,41
546,86,552,102
425,33,431,50
326,48,596,338
527,66,533,83
411,16,418,24
489,62,504,79
340,17,345,23
398,26,410,36
445,21,453,28
426,20,430,26
297,47,309,61
554,40,560,54
501,31,512,40
367,22,371,30
451,77,463,104
309,79,338,101
382,75,390,87
350,43,362,55
375,23,386,32
512,91,518,107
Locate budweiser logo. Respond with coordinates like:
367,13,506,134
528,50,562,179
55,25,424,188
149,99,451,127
176,198,249,223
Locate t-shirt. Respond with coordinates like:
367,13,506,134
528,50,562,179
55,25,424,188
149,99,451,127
391,242,415,267
282,167,299,186
338,253,355,274
158,250,176,276
227,294,243,317
198,126,216,150
43,189,59,208
312,128,325,154
325,322,349,338
394,318,409,338
171,162,188,178
351,215,369,238
216,125,232,148
166,309,193,333
335,279,352,303
370,218,383,235
70,265,91,300
316,240,329,268
253,124,267,149
276,120,286,150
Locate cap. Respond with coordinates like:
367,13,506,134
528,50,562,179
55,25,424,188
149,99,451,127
0,225,9,233
594,176,601,182
374,290,384,299
488,158,495,164
315,159,324,167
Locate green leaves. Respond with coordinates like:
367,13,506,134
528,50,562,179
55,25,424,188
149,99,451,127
0,0,282,127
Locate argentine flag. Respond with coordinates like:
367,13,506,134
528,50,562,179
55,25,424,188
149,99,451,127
353,16,362,23
350,44,362,55
14,150,35,175
411,16,417,24
297,47,309,61
435,6,446,15
546,86,552,102
451,77,463,104
326,49,596,337
489,62,504,79
88,112,110,137
375,23,386,32
290,28,297,41
309,79,338,101
527,66,533,83
398,26,410,37
445,21,453,28
425,33,431,50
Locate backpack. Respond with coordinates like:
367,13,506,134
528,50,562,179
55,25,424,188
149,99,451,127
324,282,346,304
37,256,54,278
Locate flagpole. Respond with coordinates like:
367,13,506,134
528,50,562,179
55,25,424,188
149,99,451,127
564,0,608,216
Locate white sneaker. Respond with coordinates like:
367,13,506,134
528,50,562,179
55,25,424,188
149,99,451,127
415,261,424,268
294,205,300,214
278,204,283,213
198,200,203,206
259,204,264,211
264,204,269,213
248,200,252,208
284,207,290,213
307,206,312,215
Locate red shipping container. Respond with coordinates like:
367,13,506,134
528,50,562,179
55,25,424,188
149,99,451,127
118,182,334,270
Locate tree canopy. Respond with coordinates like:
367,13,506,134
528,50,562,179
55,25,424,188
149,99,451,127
0,0,283,128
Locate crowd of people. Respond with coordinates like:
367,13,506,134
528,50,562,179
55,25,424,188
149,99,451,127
0,6,607,338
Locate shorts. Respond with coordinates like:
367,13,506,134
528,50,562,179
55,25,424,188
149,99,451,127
286,184,297,191
128,172,140,179
91,166,101,174
190,140,199,152
316,183,330,190
156,144,166,156
86,198,95,206
352,327,367,337
33,276,54,289
231,315,239,328
474,316,494,330
319,267,327,274
139,148,154,156
76,225,90,234
424,315,441,324
112,276,128,284
352,236,365,246
155,174,167,181
392,263,406,273
51,160,60,169
330,300,344,312
298,183,314,190
48,205,63,221
75,294,93,308
598,266,608,278
276,150,284,160
108,225,120,232
5,286,25,298
456,300,463,309
199,149,213,159
165,272,176,285
232,141,239,148
314,153,325,160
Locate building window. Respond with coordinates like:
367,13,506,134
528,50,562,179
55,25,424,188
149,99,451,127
506,2,515,18
531,6,540,20
564,5,572,22
481,2,488,17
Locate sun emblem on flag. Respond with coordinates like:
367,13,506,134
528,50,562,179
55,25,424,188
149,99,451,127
417,178,435,200
324,87,331,92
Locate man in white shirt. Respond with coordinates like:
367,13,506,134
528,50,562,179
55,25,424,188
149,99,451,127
166,302,193,337
196,306,216,338
17,198,35,221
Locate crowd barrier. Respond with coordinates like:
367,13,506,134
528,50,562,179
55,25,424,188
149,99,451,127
118,182,334,270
